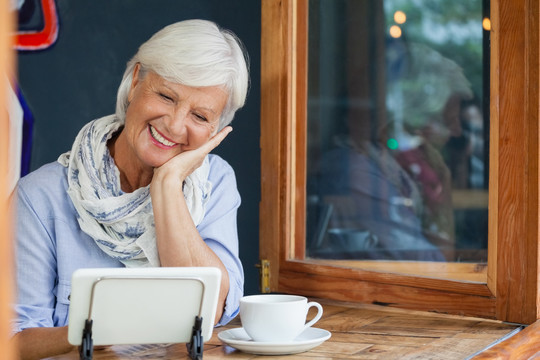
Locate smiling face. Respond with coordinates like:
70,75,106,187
111,64,229,188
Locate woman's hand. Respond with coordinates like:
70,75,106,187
152,126,232,185
149,125,233,324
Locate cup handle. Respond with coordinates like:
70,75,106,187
303,301,323,331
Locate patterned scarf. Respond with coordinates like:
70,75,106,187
58,115,211,267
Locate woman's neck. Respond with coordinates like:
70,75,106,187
107,130,153,192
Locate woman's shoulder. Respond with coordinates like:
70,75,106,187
17,161,68,199
207,154,238,195
208,154,235,177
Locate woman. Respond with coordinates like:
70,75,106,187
12,19,249,359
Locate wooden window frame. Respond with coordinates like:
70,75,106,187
260,0,540,324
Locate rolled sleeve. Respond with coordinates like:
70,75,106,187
219,266,243,325
12,304,56,334
12,183,59,335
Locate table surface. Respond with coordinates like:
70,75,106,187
45,298,524,360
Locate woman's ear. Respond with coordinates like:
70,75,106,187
127,63,141,103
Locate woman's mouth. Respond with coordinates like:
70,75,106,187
148,125,178,148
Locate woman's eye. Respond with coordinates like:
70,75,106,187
194,113,208,122
159,93,174,102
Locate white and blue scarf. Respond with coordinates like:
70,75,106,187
58,115,211,267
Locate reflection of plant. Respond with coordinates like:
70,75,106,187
384,0,483,97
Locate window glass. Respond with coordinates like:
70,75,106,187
306,0,488,262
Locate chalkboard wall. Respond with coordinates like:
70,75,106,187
16,0,261,296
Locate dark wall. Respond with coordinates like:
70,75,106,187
16,0,261,296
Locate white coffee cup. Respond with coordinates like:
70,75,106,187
239,294,323,342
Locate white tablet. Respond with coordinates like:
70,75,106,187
68,267,221,350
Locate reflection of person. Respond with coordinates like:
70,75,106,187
442,97,485,189
312,40,474,261
316,126,445,261
12,20,249,359
395,138,454,250
389,42,473,253
462,99,485,188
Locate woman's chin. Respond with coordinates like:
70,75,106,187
147,155,176,169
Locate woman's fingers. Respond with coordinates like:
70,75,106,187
175,126,232,167
153,126,233,183
201,126,233,155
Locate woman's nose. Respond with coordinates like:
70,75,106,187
167,109,189,141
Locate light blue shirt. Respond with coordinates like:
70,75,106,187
12,154,244,333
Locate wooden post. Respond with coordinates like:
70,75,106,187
493,0,540,324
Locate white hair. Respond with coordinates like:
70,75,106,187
115,19,250,129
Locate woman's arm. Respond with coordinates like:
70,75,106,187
150,127,233,324
13,326,74,360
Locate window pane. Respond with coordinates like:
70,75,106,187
306,0,488,263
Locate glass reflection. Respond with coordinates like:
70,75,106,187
306,0,488,262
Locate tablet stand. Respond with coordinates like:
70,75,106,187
187,316,204,360
79,316,204,360
78,276,206,360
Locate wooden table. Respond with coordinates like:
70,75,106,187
46,299,535,359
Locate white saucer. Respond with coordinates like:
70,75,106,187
217,327,331,355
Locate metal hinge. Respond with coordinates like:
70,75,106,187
255,259,271,293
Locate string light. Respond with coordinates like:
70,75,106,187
389,25,402,38
394,10,406,24
482,17,491,31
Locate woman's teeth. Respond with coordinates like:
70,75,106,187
150,125,176,147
